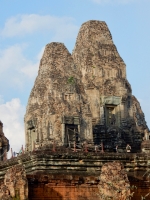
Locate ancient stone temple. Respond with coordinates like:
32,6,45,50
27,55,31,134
24,20,148,153
0,20,150,200
0,121,9,161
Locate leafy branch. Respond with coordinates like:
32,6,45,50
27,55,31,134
67,76,74,85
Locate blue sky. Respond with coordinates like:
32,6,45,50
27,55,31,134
0,0,150,154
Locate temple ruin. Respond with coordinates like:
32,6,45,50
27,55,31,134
0,20,150,200
24,20,148,153
0,121,9,161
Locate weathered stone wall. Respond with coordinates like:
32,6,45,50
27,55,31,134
0,150,150,199
28,175,99,200
0,164,28,200
28,182,150,200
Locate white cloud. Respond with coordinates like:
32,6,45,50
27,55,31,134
0,14,78,89
37,46,45,61
1,14,78,40
91,0,136,4
0,44,43,88
0,98,25,158
0,96,4,104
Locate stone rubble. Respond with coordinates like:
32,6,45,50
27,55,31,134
98,161,131,200
0,164,28,200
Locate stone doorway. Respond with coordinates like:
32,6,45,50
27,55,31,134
93,125,105,145
65,124,78,147
105,105,116,126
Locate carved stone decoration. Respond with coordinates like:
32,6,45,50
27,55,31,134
0,185,12,200
4,164,28,200
98,161,130,200
104,80,116,96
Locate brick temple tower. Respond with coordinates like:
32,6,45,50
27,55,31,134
24,20,148,153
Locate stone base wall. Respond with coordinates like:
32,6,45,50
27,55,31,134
27,174,150,200
29,184,99,200
129,177,150,200
28,181,150,200
0,151,150,200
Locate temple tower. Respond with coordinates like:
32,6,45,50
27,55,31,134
24,20,148,152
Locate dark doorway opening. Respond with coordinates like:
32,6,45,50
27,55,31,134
93,125,105,145
65,124,78,147
105,105,116,126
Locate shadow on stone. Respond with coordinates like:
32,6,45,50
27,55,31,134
28,185,63,200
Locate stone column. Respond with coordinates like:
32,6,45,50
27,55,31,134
43,121,47,140
100,106,105,125
50,123,53,137
25,123,28,146
120,103,125,119
36,128,39,142
32,140,35,151
40,128,43,141
47,122,50,140
115,106,121,127
78,124,80,140
120,100,127,128
29,129,32,151
25,129,29,151
62,123,65,144
86,118,93,141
